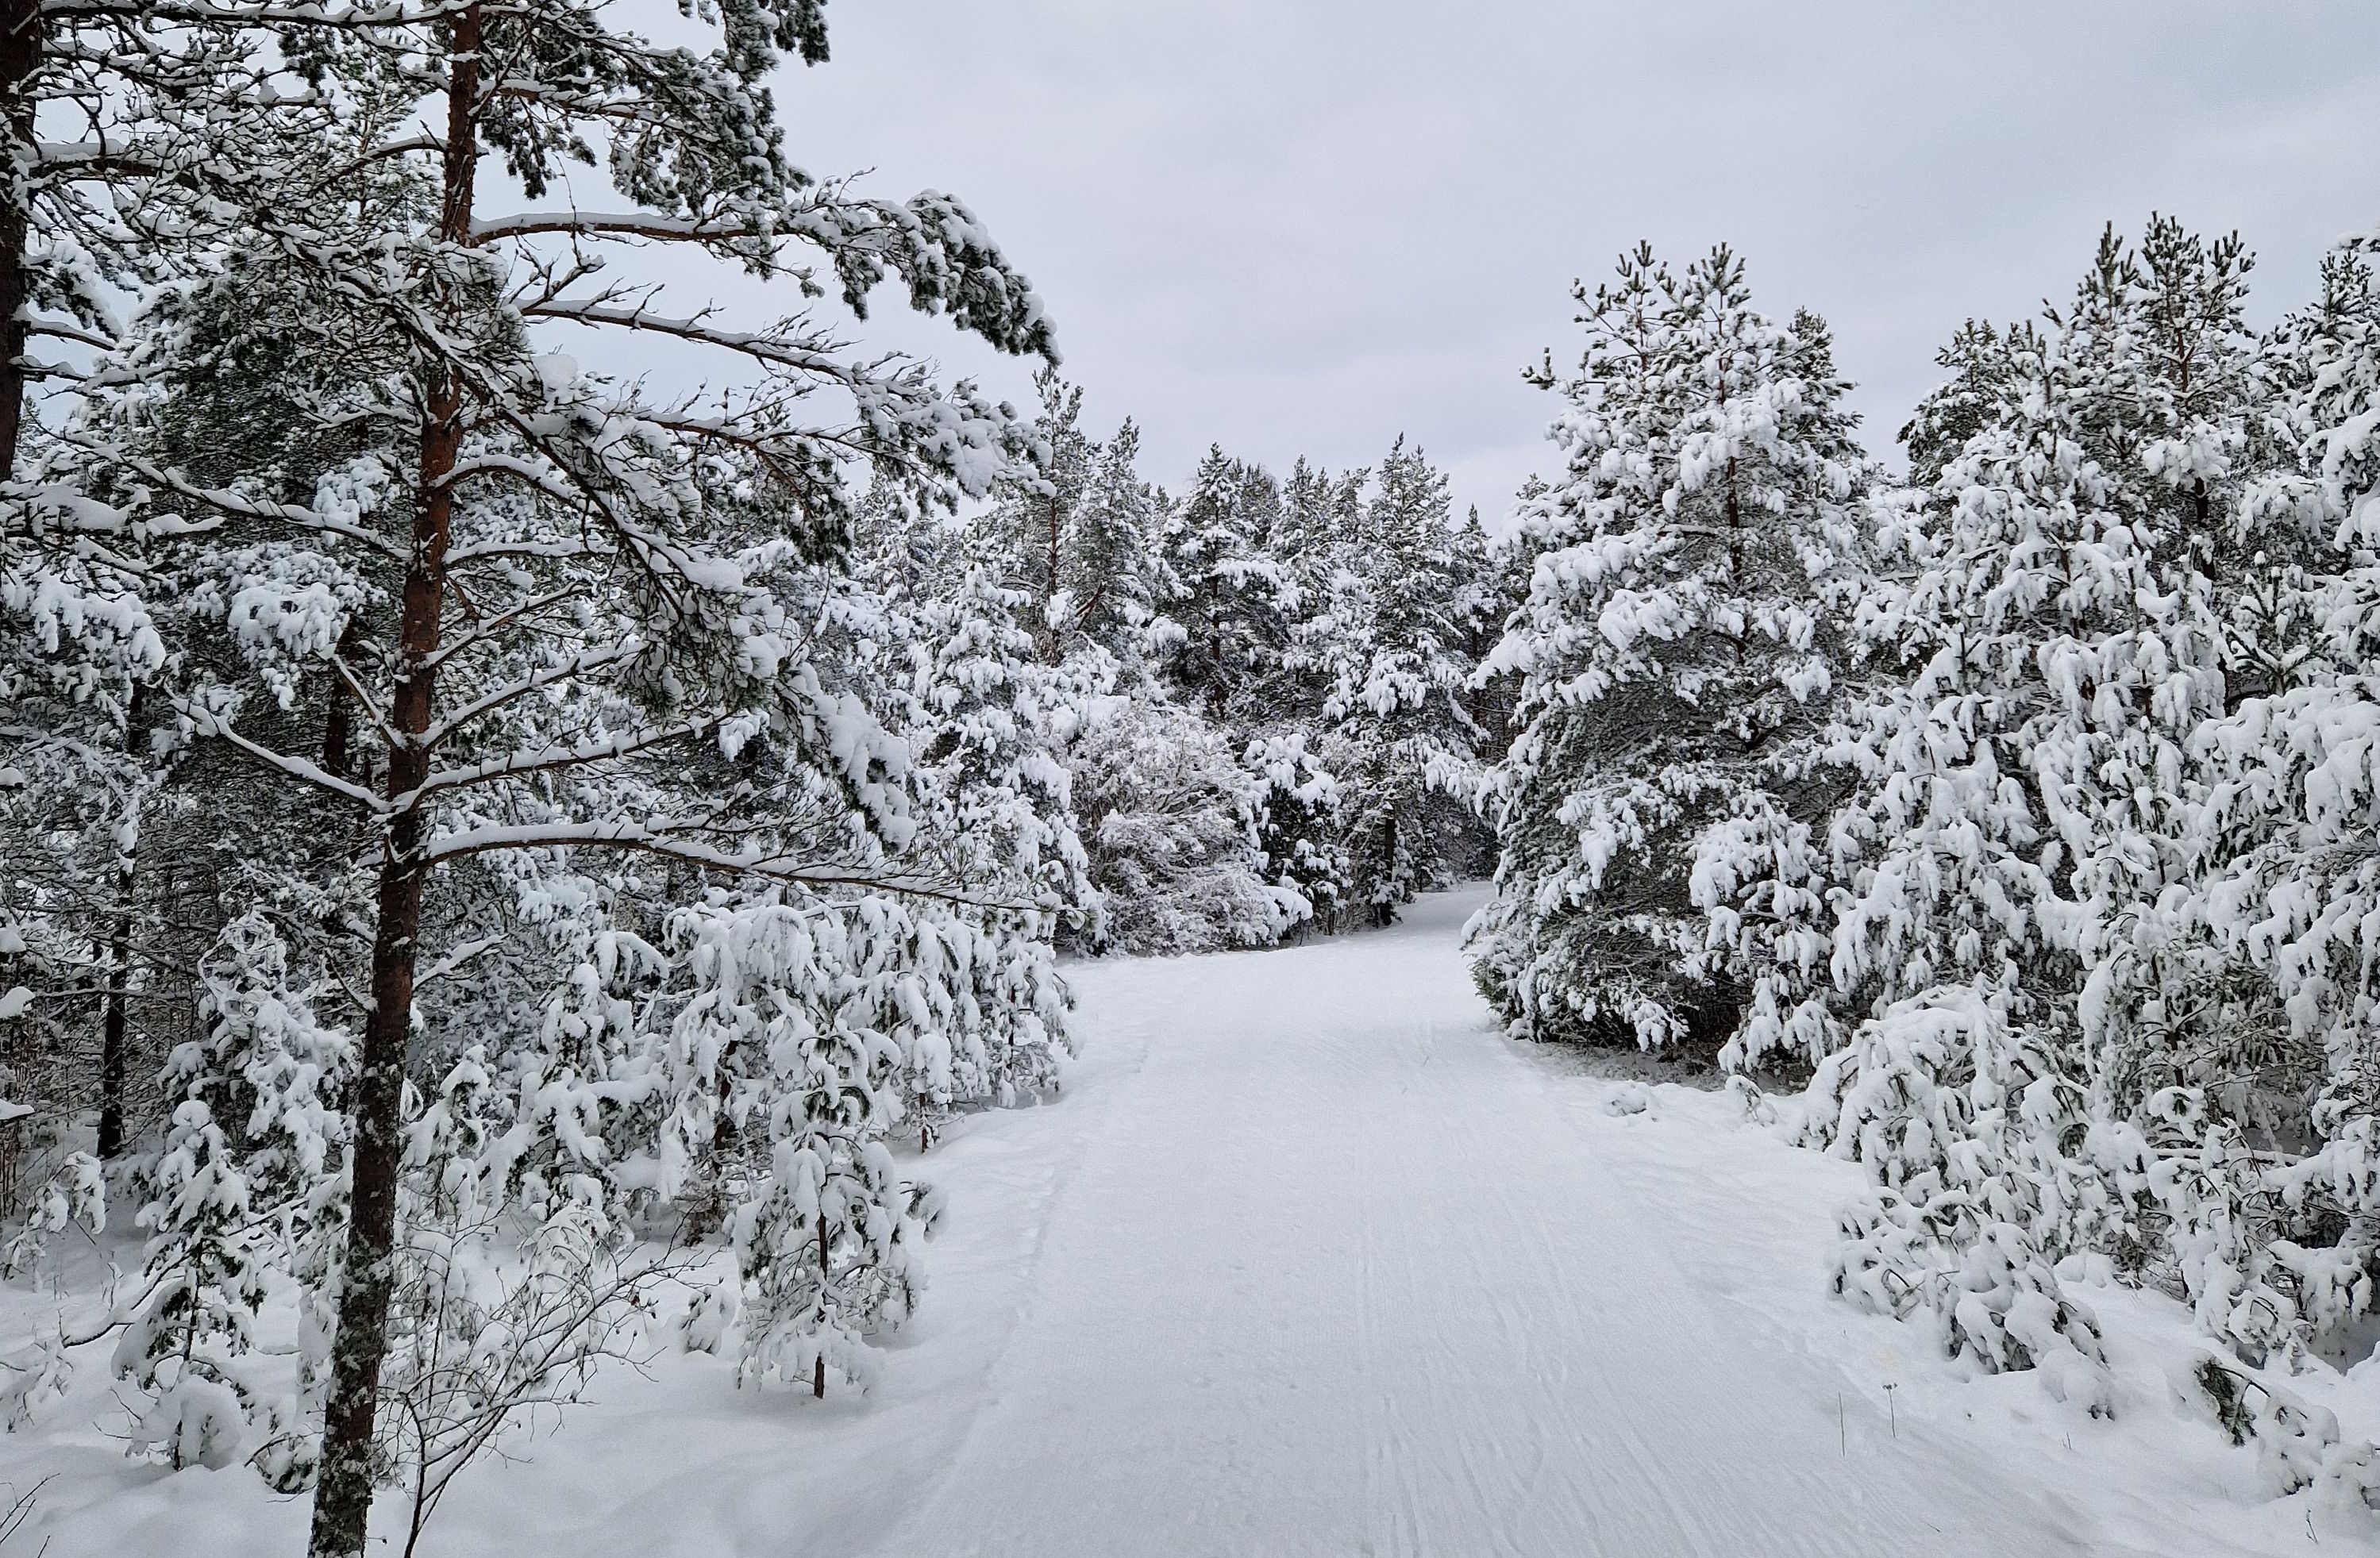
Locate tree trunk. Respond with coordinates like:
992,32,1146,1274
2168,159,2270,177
812,1217,830,1398
322,622,363,780
306,14,479,1554
96,680,147,1159
0,0,40,483
95,888,130,1156
1041,491,1063,662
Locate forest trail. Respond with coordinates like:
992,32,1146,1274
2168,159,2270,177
8,888,2224,1557
865,888,2100,1558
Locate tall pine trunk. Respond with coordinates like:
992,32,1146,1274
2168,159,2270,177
0,0,38,483
96,681,146,1158
306,16,478,1553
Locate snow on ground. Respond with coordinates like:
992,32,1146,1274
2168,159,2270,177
3,887,2374,1554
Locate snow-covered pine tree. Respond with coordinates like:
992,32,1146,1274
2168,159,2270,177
1157,446,1298,725
1448,502,1519,721
1901,321,2022,489
2155,228,2380,1361
117,913,352,1471
1272,456,1364,579
1809,221,2247,1097
1802,219,2263,1371
981,374,1171,671
1068,421,1175,672
1469,244,1870,1052
84,2,1059,1548
986,372,1097,657
876,560,1089,1125
1233,456,1358,924
1817,982,2112,1393
982,437,1321,953
1296,439,1485,924
1242,730,1348,933
0,4,336,1212
657,895,938,1399
0,0,330,482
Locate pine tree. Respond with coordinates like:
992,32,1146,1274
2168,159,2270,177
78,2,1061,1547
982,375,1170,670
1157,446,1296,723
1296,439,1485,923
1243,731,1348,933
117,914,352,1471
1800,219,2283,1374
1816,221,2244,1089
2158,230,2380,1360
664,898,943,1399
1469,244,1871,1051
1069,421,1174,670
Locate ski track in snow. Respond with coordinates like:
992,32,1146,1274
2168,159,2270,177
11,887,2355,1556
867,887,2092,1558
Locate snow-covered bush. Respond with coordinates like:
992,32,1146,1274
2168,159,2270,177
1810,983,2109,1382
660,897,946,1397
2194,1354,2380,1515
1065,695,1304,954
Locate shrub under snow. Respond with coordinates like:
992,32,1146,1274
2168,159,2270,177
1064,695,1307,955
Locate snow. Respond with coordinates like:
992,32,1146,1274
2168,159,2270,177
3,888,2374,1553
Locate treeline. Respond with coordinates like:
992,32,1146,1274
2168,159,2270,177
955,378,1510,956
1469,224,2380,1458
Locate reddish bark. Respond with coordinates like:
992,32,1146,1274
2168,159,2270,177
306,13,481,1554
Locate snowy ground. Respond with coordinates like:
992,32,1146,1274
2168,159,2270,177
5,886,2375,1554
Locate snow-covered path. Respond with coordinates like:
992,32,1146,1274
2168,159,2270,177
26,887,2299,1557
871,888,2086,1558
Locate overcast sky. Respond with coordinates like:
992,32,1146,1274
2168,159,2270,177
754,2,2380,524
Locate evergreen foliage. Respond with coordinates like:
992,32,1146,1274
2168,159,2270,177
12,4,2371,1529
1470,244,1872,1048
1467,217,2380,1468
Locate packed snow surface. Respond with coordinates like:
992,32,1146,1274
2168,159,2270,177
6,887,2371,1554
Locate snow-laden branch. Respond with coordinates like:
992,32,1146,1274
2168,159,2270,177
437,452,583,504
407,719,713,800
120,457,406,561
422,821,1028,910
474,213,757,246
443,538,604,566
184,705,391,814
413,934,503,988
44,0,481,27
518,300,852,382
420,585,585,670
419,643,641,749
25,321,115,352
327,653,402,753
